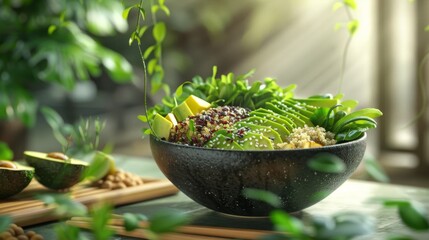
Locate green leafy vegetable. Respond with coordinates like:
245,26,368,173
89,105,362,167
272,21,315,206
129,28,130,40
364,155,389,183
36,193,88,217
307,153,346,174
55,223,88,240
148,209,190,234
0,142,13,160
374,199,429,231
123,213,148,231
270,210,304,237
242,188,282,208
90,203,115,240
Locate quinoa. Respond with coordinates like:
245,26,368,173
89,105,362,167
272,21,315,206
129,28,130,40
277,125,336,149
169,106,249,146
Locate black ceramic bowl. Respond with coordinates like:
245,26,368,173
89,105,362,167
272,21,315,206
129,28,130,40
150,134,367,216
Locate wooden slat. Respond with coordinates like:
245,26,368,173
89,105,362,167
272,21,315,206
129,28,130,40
0,178,178,227
69,216,276,240
67,220,227,240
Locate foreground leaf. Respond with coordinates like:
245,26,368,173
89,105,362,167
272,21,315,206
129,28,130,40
149,209,189,234
307,153,346,174
242,188,282,208
364,155,389,183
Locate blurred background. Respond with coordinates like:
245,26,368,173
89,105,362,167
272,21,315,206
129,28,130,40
1,0,428,187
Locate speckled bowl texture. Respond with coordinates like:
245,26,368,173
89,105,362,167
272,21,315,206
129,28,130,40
150,134,367,216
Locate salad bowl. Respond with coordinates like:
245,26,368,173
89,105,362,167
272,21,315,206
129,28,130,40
150,133,367,216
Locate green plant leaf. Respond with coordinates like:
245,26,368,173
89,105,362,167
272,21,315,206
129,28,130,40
122,6,133,20
149,209,190,234
308,153,346,173
143,128,151,135
364,155,389,183
344,0,358,10
91,203,115,240
48,25,57,34
175,82,191,98
83,151,113,182
330,212,375,238
138,7,146,20
425,25,429,32
151,5,159,14
123,213,148,231
270,210,303,236
242,188,282,208
143,45,156,59
148,59,158,75
138,115,148,122
377,199,429,230
387,234,416,240
153,22,166,43
36,194,88,217
398,201,429,231
0,142,13,160
138,26,148,38
55,223,88,240
333,2,344,11
160,5,170,16
100,50,133,83
347,20,359,35
0,215,12,233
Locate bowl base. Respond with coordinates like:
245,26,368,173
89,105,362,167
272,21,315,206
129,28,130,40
216,211,270,219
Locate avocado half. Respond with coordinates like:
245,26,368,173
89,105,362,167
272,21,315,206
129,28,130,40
0,163,34,199
24,151,88,190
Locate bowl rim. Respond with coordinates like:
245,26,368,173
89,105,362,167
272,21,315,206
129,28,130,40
150,132,367,153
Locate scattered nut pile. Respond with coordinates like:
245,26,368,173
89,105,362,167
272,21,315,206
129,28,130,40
93,170,144,190
0,224,43,240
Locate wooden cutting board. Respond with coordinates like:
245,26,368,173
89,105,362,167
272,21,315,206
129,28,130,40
0,178,178,227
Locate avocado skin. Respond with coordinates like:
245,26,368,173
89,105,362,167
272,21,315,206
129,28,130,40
0,168,34,199
25,156,86,190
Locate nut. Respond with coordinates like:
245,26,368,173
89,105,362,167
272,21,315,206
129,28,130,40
46,152,68,161
94,170,144,190
0,161,17,169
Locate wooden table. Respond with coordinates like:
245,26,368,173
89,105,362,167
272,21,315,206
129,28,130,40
23,155,429,239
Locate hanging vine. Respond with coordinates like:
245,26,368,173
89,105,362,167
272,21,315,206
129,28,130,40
332,0,360,95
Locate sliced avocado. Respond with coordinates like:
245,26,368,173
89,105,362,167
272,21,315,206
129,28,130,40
243,116,289,141
205,134,244,150
253,108,297,129
237,132,274,150
0,161,34,199
273,101,314,126
24,151,88,190
234,122,282,144
292,98,340,108
184,95,211,115
265,102,309,127
152,113,173,140
165,113,178,126
272,100,314,118
172,101,194,122
250,111,295,131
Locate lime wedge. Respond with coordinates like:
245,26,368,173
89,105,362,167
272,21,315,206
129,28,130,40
84,151,116,182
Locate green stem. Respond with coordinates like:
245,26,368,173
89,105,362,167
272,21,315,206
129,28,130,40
137,0,155,136
150,0,163,67
338,5,355,95
338,35,352,95
403,50,429,128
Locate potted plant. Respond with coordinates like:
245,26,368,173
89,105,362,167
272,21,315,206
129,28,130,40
0,0,134,159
